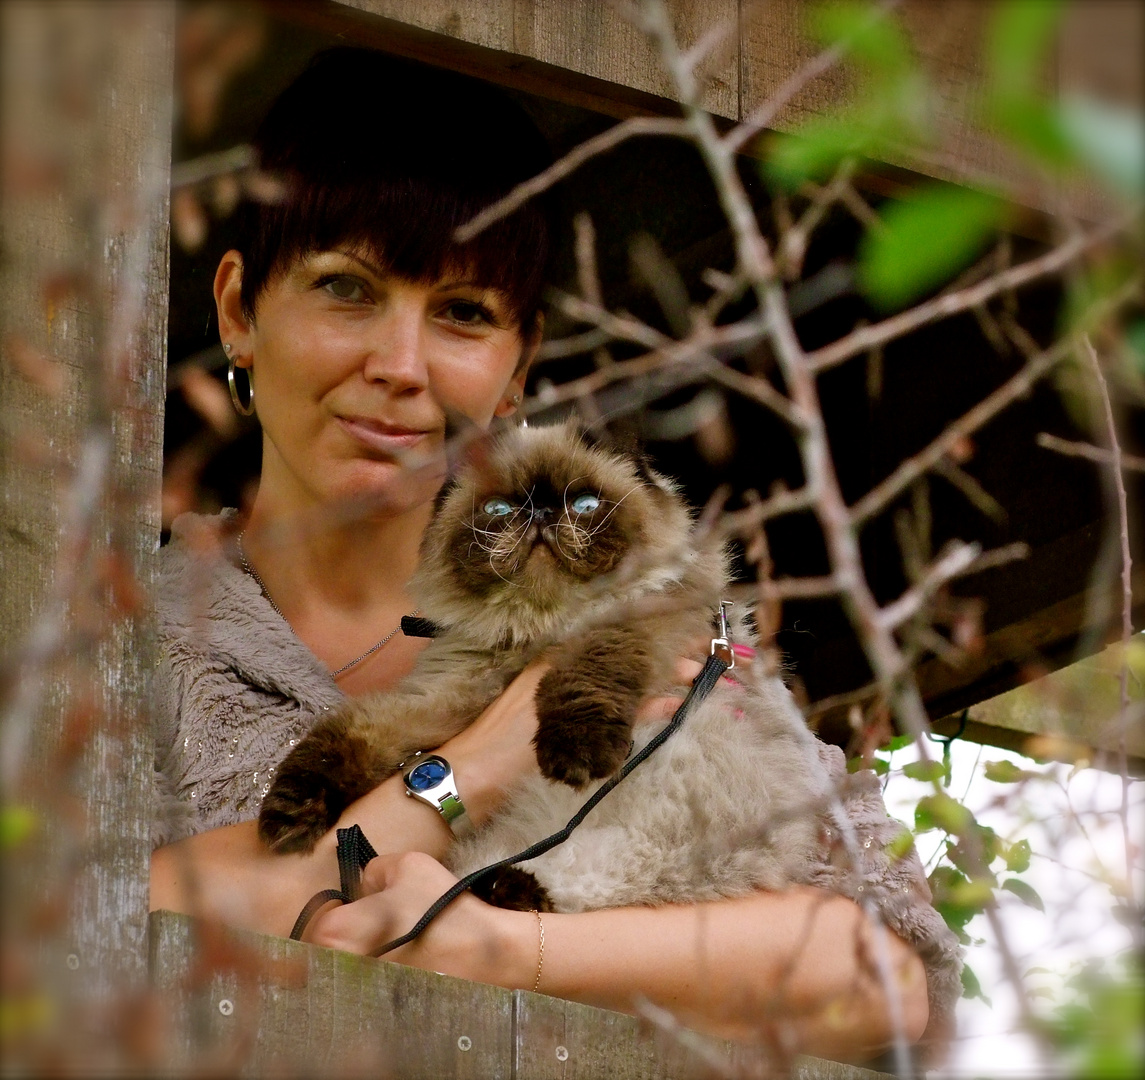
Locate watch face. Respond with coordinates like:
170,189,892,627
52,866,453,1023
406,758,448,792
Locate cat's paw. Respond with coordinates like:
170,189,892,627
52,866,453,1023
533,717,632,787
257,720,381,854
469,866,555,913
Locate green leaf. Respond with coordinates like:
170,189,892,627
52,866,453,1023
1126,319,1145,378
885,827,915,862
1001,877,1045,911
884,733,914,753
765,121,872,190
984,759,1031,783
987,0,1065,104
1005,838,1032,873
915,792,974,835
857,184,1004,310
1059,94,1145,196
949,877,996,909
0,805,37,849
961,963,992,1005
903,758,947,782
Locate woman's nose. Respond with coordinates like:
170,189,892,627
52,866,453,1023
362,301,429,392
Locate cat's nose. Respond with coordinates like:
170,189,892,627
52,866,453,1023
531,506,555,522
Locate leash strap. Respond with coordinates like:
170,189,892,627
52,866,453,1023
288,824,378,941
370,650,730,958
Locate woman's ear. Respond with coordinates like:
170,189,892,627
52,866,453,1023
494,311,543,417
214,250,253,367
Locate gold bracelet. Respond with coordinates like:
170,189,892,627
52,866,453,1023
530,909,544,994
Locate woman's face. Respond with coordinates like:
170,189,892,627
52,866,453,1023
216,248,533,518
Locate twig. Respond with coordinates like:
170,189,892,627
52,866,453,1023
807,213,1137,373
1037,432,1145,473
852,337,1072,526
169,143,256,189
714,484,818,540
1082,335,1139,930
850,277,1140,525
527,317,768,417
455,116,689,243
878,542,982,632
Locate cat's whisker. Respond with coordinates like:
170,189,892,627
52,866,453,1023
583,486,637,538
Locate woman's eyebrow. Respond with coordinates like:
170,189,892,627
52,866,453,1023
336,251,388,278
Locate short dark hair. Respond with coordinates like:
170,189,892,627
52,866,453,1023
237,48,552,328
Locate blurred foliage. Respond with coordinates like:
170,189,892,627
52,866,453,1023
765,0,1143,312
1035,952,1145,1079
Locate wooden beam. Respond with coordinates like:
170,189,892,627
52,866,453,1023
149,910,889,1079
0,0,173,1061
930,636,1145,778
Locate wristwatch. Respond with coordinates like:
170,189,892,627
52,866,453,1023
402,753,473,836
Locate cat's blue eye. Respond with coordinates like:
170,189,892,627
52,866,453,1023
482,498,513,516
569,493,600,515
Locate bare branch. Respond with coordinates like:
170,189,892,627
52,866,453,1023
703,363,804,429
851,337,1072,526
526,316,768,417
733,575,841,602
573,212,603,309
1082,335,1139,929
1037,432,1145,473
455,116,689,243
170,143,255,188
713,484,818,541
878,542,982,632
807,213,1138,373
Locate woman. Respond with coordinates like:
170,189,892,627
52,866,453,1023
151,48,957,1061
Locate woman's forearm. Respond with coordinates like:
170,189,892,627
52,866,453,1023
149,773,449,936
525,887,929,1059
149,666,548,935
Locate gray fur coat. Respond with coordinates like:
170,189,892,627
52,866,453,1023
153,511,962,1047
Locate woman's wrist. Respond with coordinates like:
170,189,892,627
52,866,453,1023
476,905,543,992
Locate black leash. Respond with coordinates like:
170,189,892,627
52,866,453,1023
289,607,735,949
288,824,378,941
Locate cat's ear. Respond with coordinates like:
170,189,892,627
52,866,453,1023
574,423,672,494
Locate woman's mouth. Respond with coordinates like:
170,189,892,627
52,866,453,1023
336,416,435,454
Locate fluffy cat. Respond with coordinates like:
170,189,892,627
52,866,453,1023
258,421,833,912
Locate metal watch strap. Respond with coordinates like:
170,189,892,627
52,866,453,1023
404,755,473,836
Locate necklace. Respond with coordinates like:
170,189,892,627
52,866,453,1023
236,531,417,679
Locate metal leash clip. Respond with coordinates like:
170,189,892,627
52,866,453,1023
710,600,735,669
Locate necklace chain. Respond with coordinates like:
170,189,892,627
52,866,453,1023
236,531,416,679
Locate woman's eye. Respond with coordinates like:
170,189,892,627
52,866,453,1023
482,498,513,516
569,493,600,515
322,275,368,302
444,301,492,326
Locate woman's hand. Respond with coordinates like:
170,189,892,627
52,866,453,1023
304,851,537,988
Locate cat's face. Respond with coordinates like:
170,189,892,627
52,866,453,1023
418,423,692,620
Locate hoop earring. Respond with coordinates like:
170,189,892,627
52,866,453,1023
227,358,256,417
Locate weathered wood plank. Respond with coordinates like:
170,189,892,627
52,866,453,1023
150,911,886,1078
334,0,517,52
0,0,173,1056
331,0,737,119
326,0,1130,216
513,0,738,120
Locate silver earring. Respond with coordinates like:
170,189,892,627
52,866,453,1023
222,343,233,357
227,358,256,417
510,393,522,406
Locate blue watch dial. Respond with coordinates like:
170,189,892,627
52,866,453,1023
407,758,448,791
